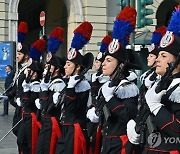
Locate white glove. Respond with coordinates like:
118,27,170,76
35,99,41,109
0,95,8,101
91,73,100,82
144,72,155,89
40,78,49,91
86,107,99,123
101,81,116,102
22,80,30,92
16,97,22,107
67,75,80,88
145,82,166,115
127,119,140,145
53,92,60,104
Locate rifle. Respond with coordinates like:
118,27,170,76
95,62,128,120
96,65,103,76
87,62,128,147
127,53,180,153
138,53,180,132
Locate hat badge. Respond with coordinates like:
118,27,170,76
17,42,22,52
148,43,155,53
160,31,174,48
97,52,103,60
108,39,120,54
67,48,77,60
46,52,53,63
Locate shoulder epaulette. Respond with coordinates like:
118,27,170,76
30,81,40,92
49,78,66,92
75,80,91,93
115,79,139,99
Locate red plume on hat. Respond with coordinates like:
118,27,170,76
96,35,112,62
71,21,93,50
67,21,93,66
17,22,29,55
48,27,64,54
100,35,112,53
18,21,28,43
151,26,166,46
30,38,46,62
148,26,166,56
113,6,137,46
106,7,136,64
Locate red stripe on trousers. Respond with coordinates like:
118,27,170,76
49,117,61,154
74,123,87,154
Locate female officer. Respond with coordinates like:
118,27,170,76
17,38,46,154
36,27,66,154
140,26,166,88
87,35,111,154
55,21,93,154
87,6,141,154
127,7,180,153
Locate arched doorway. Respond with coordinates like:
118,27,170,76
8,0,84,57
156,0,179,28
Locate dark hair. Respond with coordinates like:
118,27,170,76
6,65,13,70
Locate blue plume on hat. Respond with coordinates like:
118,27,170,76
167,5,180,37
30,38,46,62
100,35,112,53
71,21,93,50
151,26,166,45
113,6,137,46
48,27,64,54
18,22,28,43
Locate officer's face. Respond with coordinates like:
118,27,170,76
102,55,118,76
31,72,38,80
16,52,25,63
156,51,176,75
147,53,157,67
49,65,55,73
64,60,76,76
94,60,101,71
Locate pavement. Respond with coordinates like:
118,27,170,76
0,102,18,154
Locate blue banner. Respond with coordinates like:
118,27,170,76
0,42,14,78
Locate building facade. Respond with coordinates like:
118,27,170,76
1,0,168,55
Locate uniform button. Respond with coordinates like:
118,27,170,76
105,133,107,135
106,126,108,129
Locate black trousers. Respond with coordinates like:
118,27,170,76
17,116,32,154
12,106,22,136
36,117,54,154
3,99,9,115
